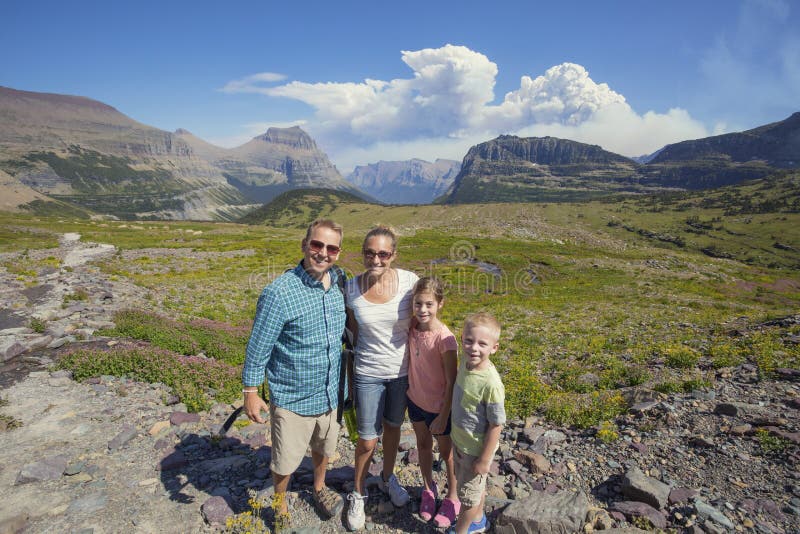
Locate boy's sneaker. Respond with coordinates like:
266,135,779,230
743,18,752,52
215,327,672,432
445,514,488,534
381,473,410,507
432,497,460,528
419,482,438,521
346,491,368,531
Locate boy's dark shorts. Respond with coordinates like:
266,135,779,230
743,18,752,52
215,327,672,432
407,396,452,436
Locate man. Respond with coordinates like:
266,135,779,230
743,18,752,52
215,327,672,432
242,218,347,526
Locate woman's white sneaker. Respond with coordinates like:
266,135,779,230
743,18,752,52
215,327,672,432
382,473,410,507
346,491,367,531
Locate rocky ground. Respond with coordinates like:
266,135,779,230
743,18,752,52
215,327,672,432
1,236,799,533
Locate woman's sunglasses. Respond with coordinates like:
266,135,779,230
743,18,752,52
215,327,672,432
363,249,393,260
308,239,341,255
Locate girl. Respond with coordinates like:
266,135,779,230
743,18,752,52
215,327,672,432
406,276,460,528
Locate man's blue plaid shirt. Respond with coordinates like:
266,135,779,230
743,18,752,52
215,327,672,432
242,261,346,415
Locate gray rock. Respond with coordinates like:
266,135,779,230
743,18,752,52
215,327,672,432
610,500,667,529
198,455,250,474
67,492,108,514
621,467,670,510
542,430,567,443
15,455,70,484
170,411,201,426
108,424,138,450
0,339,26,361
494,490,589,534
158,450,188,471
201,496,234,526
668,486,697,505
713,403,739,416
694,498,734,529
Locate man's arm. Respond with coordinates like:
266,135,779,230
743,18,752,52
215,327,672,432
242,288,284,423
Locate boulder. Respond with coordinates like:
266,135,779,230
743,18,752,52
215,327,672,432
494,490,589,534
621,467,670,510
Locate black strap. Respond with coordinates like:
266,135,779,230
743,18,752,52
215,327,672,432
333,265,354,423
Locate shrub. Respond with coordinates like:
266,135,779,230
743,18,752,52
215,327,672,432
596,421,620,443
29,317,46,333
708,341,746,369
543,390,627,428
662,344,700,369
57,346,242,412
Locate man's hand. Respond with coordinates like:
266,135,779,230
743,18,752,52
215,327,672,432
244,392,269,424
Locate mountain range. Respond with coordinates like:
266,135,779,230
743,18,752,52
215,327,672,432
345,158,460,204
0,87,360,220
0,85,797,218
440,113,800,203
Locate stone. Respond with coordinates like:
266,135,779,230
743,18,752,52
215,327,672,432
67,492,108,514
630,401,659,414
629,442,649,454
148,420,171,436
543,430,567,443
714,403,739,416
669,487,698,505
169,412,200,426
0,339,26,361
522,425,546,444
108,424,138,450
157,450,188,471
513,449,551,474
200,495,234,526
621,467,670,510
730,424,752,436
15,455,70,484
694,498,734,529
610,500,667,529
494,490,590,534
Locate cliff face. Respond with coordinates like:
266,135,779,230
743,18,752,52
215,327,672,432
442,136,640,203
346,158,460,204
651,112,800,167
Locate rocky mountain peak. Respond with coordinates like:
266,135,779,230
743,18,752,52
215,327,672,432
254,126,317,151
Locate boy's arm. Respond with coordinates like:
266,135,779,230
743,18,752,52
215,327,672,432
473,422,502,475
430,348,457,435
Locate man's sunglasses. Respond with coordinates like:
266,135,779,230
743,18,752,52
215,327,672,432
308,239,341,255
363,249,393,260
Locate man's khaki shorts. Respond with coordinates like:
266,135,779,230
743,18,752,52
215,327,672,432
454,447,488,507
269,404,340,476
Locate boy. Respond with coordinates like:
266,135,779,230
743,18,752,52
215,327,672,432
447,312,506,534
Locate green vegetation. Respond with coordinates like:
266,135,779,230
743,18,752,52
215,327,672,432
101,310,250,366
57,346,241,412
756,428,791,454
3,175,798,426
238,187,366,226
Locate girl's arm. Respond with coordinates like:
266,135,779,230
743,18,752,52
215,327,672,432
430,348,457,435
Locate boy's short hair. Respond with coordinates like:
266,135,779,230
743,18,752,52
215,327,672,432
463,312,501,342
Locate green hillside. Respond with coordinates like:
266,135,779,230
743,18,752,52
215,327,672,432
237,187,370,227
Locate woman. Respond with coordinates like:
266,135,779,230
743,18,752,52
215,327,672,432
344,225,419,531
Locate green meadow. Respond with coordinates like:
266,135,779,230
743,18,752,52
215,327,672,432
2,177,798,422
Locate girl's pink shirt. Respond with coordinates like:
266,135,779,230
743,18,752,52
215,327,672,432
406,323,458,413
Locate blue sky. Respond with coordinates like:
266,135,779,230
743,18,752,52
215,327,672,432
2,0,798,172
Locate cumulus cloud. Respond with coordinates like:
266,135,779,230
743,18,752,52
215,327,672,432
223,44,710,169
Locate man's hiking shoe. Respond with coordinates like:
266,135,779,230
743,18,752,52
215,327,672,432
313,486,344,519
381,473,410,507
346,490,368,531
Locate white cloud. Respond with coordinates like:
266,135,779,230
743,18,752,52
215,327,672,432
219,72,288,94
223,45,711,167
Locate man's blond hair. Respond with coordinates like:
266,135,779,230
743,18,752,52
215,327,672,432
464,312,501,341
304,218,343,244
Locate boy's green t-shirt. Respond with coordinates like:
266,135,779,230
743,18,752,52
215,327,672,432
451,360,506,457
